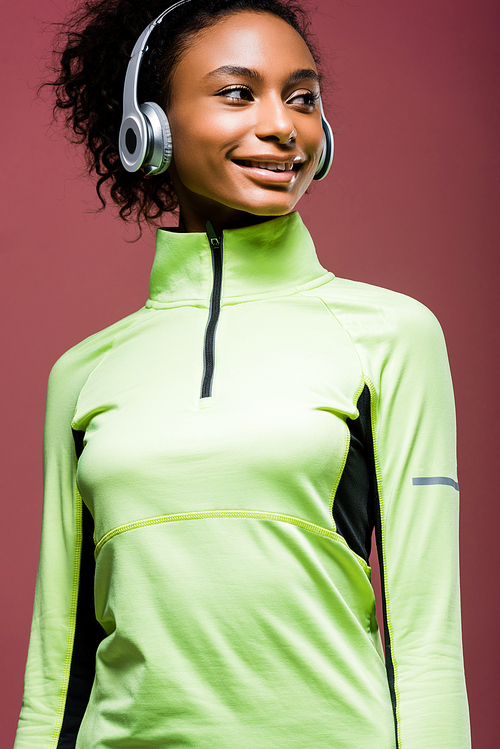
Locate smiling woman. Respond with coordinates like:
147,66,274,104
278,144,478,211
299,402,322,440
14,1,470,748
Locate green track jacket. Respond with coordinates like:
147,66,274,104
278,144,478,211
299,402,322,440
15,212,470,748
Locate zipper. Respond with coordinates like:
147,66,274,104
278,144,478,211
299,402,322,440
201,221,223,398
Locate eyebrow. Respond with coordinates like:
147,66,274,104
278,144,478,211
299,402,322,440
204,65,320,86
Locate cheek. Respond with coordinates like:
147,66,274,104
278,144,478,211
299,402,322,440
169,110,243,172
306,119,325,159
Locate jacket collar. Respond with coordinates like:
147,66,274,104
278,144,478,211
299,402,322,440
147,212,332,305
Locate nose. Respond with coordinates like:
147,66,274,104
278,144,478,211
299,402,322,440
254,94,297,145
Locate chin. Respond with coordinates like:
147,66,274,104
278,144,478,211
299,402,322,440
236,202,291,215
229,193,303,218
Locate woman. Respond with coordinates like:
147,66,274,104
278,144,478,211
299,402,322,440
14,1,470,747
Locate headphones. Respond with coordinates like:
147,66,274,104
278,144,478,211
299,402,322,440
118,0,334,180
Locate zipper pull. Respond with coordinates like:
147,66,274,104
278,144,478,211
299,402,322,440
205,220,220,249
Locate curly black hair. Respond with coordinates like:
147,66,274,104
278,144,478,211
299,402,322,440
46,0,322,229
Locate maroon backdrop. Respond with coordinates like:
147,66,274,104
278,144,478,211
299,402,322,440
2,1,499,745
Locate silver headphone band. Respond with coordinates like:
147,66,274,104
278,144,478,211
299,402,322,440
122,0,193,116
120,0,192,172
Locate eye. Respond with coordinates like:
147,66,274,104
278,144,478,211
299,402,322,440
287,90,320,109
217,86,254,102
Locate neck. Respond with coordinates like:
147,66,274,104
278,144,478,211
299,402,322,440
177,205,287,236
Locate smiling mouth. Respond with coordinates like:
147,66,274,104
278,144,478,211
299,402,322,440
233,159,302,172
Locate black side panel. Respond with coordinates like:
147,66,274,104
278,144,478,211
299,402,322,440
332,385,375,563
72,429,84,461
333,385,399,746
374,494,399,749
355,387,400,748
57,431,105,748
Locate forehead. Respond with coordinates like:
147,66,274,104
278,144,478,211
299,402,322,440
175,10,317,79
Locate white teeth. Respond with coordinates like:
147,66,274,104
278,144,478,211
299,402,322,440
252,161,292,171
242,160,299,171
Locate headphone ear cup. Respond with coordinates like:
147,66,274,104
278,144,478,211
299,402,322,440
139,101,173,175
314,115,334,181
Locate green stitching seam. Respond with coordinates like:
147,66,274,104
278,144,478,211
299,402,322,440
328,421,351,528
50,478,83,748
94,509,370,574
328,375,367,524
365,376,401,747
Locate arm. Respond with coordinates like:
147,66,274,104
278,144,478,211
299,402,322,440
14,308,148,747
14,352,103,748
367,298,470,748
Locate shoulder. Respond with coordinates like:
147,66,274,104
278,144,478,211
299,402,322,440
311,275,444,345
306,276,451,388
47,307,148,406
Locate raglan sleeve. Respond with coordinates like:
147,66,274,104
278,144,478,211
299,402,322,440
366,296,471,749
14,350,99,748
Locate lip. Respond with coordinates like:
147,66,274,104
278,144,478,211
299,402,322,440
231,156,304,184
233,155,304,166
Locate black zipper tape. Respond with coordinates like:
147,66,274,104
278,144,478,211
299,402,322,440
201,222,223,398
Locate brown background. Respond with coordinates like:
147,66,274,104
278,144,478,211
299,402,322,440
2,0,499,745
